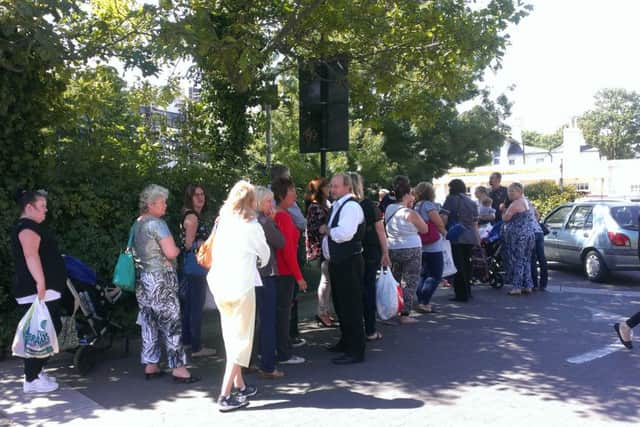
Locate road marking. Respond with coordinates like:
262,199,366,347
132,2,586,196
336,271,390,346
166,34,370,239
584,307,625,322
565,307,629,364
547,285,640,298
566,343,623,364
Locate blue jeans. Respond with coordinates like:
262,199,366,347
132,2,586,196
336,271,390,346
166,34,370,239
180,274,207,352
256,276,278,372
417,251,443,304
531,232,548,289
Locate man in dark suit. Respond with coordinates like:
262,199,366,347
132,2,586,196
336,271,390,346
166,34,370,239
323,172,366,364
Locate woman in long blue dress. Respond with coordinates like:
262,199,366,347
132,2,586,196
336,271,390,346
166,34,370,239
502,183,540,295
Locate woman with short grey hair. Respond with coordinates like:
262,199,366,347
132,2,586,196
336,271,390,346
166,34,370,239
132,184,199,383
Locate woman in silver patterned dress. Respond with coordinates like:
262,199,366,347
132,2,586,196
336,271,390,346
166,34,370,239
133,184,199,383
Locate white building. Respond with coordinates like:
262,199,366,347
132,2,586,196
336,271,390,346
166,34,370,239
433,121,640,202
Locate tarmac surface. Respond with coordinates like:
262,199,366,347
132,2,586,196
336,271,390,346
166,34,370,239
2,263,640,426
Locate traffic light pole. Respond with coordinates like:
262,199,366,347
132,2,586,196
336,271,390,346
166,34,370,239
320,150,327,178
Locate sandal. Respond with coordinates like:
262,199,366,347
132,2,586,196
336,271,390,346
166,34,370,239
366,331,383,341
173,375,201,384
144,371,165,380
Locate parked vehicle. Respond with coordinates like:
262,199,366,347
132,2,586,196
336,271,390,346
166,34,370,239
542,199,640,282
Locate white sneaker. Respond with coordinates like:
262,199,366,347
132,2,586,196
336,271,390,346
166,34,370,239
39,372,57,385
23,377,59,394
279,355,305,365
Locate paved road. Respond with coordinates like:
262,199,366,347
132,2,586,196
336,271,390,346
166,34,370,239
2,265,640,426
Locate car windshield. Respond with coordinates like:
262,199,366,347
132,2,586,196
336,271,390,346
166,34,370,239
609,206,640,230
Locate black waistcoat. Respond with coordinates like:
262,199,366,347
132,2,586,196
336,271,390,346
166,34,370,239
328,197,366,264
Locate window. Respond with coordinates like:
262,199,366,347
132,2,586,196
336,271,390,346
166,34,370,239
574,182,590,192
631,184,640,193
610,206,640,230
508,159,515,165
544,206,573,229
536,158,545,164
493,158,500,165
567,206,593,229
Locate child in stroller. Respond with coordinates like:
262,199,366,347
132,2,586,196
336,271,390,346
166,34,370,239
61,255,129,374
471,222,505,288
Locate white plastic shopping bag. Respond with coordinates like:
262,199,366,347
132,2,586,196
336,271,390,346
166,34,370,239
12,300,59,358
376,268,400,320
442,240,458,278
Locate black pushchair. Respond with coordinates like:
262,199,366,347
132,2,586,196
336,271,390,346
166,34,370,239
481,222,505,289
62,255,129,374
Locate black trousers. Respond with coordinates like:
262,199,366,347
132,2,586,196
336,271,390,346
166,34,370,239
275,275,295,361
363,256,380,336
18,300,62,382
627,312,640,329
451,244,474,301
330,254,365,359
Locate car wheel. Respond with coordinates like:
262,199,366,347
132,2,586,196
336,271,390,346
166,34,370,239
584,250,609,282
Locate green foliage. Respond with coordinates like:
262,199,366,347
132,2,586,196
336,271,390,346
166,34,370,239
522,128,564,150
0,0,73,359
578,88,640,160
525,181,579,218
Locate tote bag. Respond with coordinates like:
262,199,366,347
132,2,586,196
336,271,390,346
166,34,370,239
113,224,136,292
442,240,458,278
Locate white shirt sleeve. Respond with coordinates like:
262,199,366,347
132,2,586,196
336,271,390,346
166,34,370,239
251,222,271,268
329,201,365,243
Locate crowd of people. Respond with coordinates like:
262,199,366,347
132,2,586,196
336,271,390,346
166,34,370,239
8,169,569,411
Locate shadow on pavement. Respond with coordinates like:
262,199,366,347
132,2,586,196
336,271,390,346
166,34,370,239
2,271,640,423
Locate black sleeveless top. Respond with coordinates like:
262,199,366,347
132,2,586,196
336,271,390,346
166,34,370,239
179,209,210,252
10,218,67,298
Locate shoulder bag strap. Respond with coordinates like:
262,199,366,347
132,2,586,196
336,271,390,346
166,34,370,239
126,222,136,251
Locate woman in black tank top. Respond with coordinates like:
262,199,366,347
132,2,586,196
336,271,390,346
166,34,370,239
10,189,64,393
178,184,215,358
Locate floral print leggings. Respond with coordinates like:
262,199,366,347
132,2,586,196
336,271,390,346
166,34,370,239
390,247,422,315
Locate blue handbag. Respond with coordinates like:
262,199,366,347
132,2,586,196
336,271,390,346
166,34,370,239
113,224,136,292
183,249,208,276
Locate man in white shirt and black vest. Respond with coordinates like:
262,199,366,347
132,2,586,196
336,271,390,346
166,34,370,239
322,172,366,364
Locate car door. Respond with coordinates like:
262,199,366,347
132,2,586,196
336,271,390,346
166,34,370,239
556,205,594,264
543,205,574,261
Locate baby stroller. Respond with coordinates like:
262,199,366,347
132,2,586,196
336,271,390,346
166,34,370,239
62,255,129,374
480,222,505,289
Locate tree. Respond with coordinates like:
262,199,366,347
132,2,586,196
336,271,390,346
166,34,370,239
158,0,531,164
522,128,564,150
578,88,640,160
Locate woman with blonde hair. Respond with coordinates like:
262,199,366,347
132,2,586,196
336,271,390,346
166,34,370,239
207,180,270,412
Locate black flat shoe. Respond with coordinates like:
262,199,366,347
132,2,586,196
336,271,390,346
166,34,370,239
173,375,201,384
331,355,364,365
145,371,165,380
614,323,633,349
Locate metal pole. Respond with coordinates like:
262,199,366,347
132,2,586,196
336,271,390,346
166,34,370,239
320,150,327,177
265,104,272,174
